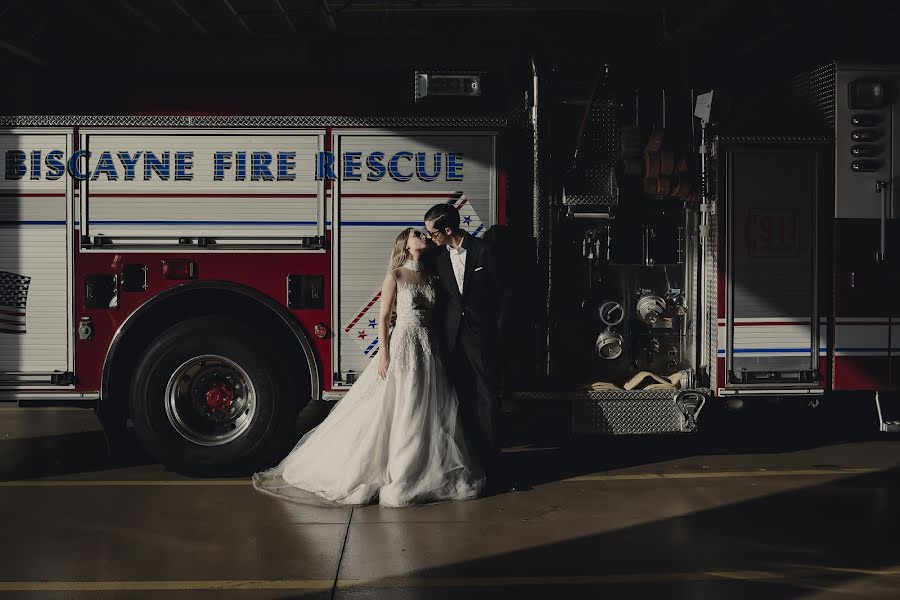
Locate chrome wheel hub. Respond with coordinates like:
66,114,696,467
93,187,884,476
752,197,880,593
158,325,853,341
164,354,257,446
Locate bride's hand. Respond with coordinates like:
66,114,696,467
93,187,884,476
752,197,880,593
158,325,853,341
378,354,390,379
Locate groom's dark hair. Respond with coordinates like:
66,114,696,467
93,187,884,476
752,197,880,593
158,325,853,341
425,204,460,232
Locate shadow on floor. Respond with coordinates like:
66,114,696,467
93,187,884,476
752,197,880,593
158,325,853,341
281,464,900,599
0,427,152,480
1,394,895,488
498,394,895,489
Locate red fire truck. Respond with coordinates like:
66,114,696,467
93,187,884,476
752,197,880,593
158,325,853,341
0,63,897,474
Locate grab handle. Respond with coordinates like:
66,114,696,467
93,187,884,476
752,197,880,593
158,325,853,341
876,180,888,262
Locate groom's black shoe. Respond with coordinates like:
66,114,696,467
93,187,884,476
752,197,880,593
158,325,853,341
483,473,531,496
481,452,531,495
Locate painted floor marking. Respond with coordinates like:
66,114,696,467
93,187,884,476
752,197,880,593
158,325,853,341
2,566,899,592
0,468,880,487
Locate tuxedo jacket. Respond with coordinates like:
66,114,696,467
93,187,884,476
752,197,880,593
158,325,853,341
434,233,506,353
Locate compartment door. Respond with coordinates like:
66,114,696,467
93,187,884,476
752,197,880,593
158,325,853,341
725,147,820,386
80,130,325,247
0,130,73,384
833,219,890,390
331,131,496,386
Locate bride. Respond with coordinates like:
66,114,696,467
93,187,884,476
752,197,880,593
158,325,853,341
253,227,485,507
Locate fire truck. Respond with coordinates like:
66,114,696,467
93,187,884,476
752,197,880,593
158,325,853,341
1,62,898,474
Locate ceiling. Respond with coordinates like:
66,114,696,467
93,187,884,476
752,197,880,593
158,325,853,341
2,0,899,112
3,0,895,67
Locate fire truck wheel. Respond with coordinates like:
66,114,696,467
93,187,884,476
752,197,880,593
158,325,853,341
130,315,303,475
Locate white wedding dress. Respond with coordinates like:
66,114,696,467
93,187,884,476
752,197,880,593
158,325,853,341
253,262,484,507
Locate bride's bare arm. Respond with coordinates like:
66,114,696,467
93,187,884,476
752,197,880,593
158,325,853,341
377,271,397,379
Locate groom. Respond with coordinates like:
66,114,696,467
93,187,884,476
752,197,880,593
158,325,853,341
425,204,507,490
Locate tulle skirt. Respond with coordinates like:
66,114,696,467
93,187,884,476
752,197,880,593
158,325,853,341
252,318,485,507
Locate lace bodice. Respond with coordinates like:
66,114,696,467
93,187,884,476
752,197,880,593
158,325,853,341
392,262,435,327
389,266,438,365
395,280,436,322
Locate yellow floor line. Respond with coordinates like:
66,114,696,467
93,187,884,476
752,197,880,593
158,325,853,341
565,468,878,482
0,479,251,487
341,566,900,587
336,573,768,588
823,566,900,576
2,567,899,592
0,407,89,411
0,467,882,488
338,567,900,588
0,580,333,592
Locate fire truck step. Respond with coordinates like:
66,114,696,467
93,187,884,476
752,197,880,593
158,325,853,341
569,390,708,436
875,391,900,433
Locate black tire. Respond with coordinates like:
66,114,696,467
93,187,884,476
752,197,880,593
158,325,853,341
130,315,305,475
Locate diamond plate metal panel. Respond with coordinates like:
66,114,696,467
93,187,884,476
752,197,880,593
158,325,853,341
571,394,687,435
708,206,719,390
563,95,620,206
0,115,509,128
793,63,837,128
685,207,700,374
514,389,702,434
514,389,677,401
717,135,829,144
705,146,719,391
532,91,544,239
508,102,532,130
0,115,192,127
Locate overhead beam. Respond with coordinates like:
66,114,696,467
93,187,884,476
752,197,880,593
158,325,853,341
661,0,736,47
119,0,164,38
319,0,338,32
66,0,124,41
171,0,209,37
319,0,667,12
735,0,829,59
24,12,48,47
0,38,46,66
273,0,298,34
222,0,254,36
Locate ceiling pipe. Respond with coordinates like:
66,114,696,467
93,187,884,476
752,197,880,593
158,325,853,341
661,0,735,47
273,0,298,34
0,38,46,66
171,0,210,37
118,0,164,38
223,0,255,36
319,0,339,32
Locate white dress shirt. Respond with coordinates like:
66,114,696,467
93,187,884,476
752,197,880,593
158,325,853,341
448,241,467,295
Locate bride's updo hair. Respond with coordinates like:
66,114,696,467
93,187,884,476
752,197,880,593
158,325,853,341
388,227,415,272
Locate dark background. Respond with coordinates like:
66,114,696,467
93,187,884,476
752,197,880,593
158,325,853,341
2,0,899,115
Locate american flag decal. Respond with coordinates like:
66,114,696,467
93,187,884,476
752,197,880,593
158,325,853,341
0,271,31,335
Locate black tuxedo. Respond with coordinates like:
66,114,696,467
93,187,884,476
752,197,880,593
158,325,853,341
434,233,506,473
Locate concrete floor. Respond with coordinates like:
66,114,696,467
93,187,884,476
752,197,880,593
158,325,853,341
2,401,900,599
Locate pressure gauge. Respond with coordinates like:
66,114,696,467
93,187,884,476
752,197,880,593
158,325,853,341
598,301,625,326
